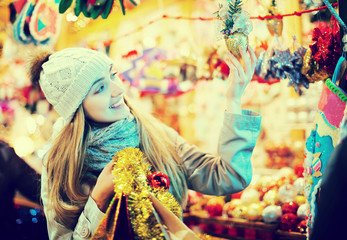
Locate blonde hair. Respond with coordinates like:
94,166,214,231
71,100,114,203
44,97,188,229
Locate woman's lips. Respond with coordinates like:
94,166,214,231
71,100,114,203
110,98,123,109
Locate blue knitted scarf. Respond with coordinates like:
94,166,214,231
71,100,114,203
84,114,139,177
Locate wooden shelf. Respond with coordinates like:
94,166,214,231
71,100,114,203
183,212,306,240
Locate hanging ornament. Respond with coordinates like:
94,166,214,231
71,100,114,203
304,57,347,234
119,0,139,15
286,46,310,94
265,0,283,36
302,16,341,83
29,0,62,44
59,0,139,18
255,38,310,94
12,0,61,45
215,0,253,58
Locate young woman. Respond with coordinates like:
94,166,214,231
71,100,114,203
29,46,261,239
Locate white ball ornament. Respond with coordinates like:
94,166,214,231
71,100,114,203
278,184,297,203
262,205,282,223
240,189,260,205
293,177,305,195
297,203,309,220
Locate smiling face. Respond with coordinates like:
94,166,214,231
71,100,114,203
82,66,131,123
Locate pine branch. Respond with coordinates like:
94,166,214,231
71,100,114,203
222,0,243,32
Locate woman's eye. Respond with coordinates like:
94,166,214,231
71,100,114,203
111,72,117,79
95,85,104,94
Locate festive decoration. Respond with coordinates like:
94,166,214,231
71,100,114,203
302,16,341,83
278,184,297,204
280,213,299,232
8,0,27,23
215,0,252,58
263,189,280,206
294,195,306,206
12,0,61,45
188,168,312,234
29,0,61,43
265,0,283,36
293,177,305,195
297,203,308,220
240,189,260,205
206,197,225,217
224,199,242,218
297,220,307,234
121,48,195,97
262,205,282,223
245,203,263,221
255,43,310,94
326,78,347,103
148,171,170,190
281,201,299,215
303,56,347,235
92,147,181,240
231,205,248,219
58,0,139,18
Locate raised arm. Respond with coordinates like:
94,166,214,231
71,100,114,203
171,46,261,195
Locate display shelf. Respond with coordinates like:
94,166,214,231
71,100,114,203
183,212,306,240
276,230,306,240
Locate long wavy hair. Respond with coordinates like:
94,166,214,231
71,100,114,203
44,97,188,229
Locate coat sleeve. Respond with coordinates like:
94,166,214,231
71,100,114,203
171,110,261,195
41,167,104,239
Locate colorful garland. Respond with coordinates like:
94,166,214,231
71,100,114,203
111,147,182,240
325,78,347,103
58,0,138,19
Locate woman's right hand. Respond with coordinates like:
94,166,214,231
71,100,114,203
91,160,115,212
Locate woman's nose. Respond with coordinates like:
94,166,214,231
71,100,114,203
111,89,118,98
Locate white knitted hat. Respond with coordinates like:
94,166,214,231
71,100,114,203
39,48,113,122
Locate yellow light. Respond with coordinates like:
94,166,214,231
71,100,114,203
26,116,37,134
13,137,35,157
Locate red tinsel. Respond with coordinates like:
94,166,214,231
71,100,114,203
309,16,341,76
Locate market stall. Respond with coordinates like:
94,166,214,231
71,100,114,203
0,0,346,239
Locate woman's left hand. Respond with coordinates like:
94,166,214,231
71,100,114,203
224,46,257,113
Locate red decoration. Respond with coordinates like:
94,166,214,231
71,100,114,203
103,39,113,47
282,201,299,215
294,162,304,177
231,190,243,199
122,50,139,59
147,171,170,190
218,61,230,78
309,16,341,76
206,198,224,217
297,220,307,233
280,213,299,232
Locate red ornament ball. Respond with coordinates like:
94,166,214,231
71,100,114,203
297,220,307,233
294,162,304,177
148,171,170,190
206,197,225,217
282,201,299,215
280,213,299,232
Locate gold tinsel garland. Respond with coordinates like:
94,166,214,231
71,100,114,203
111,147,182,240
